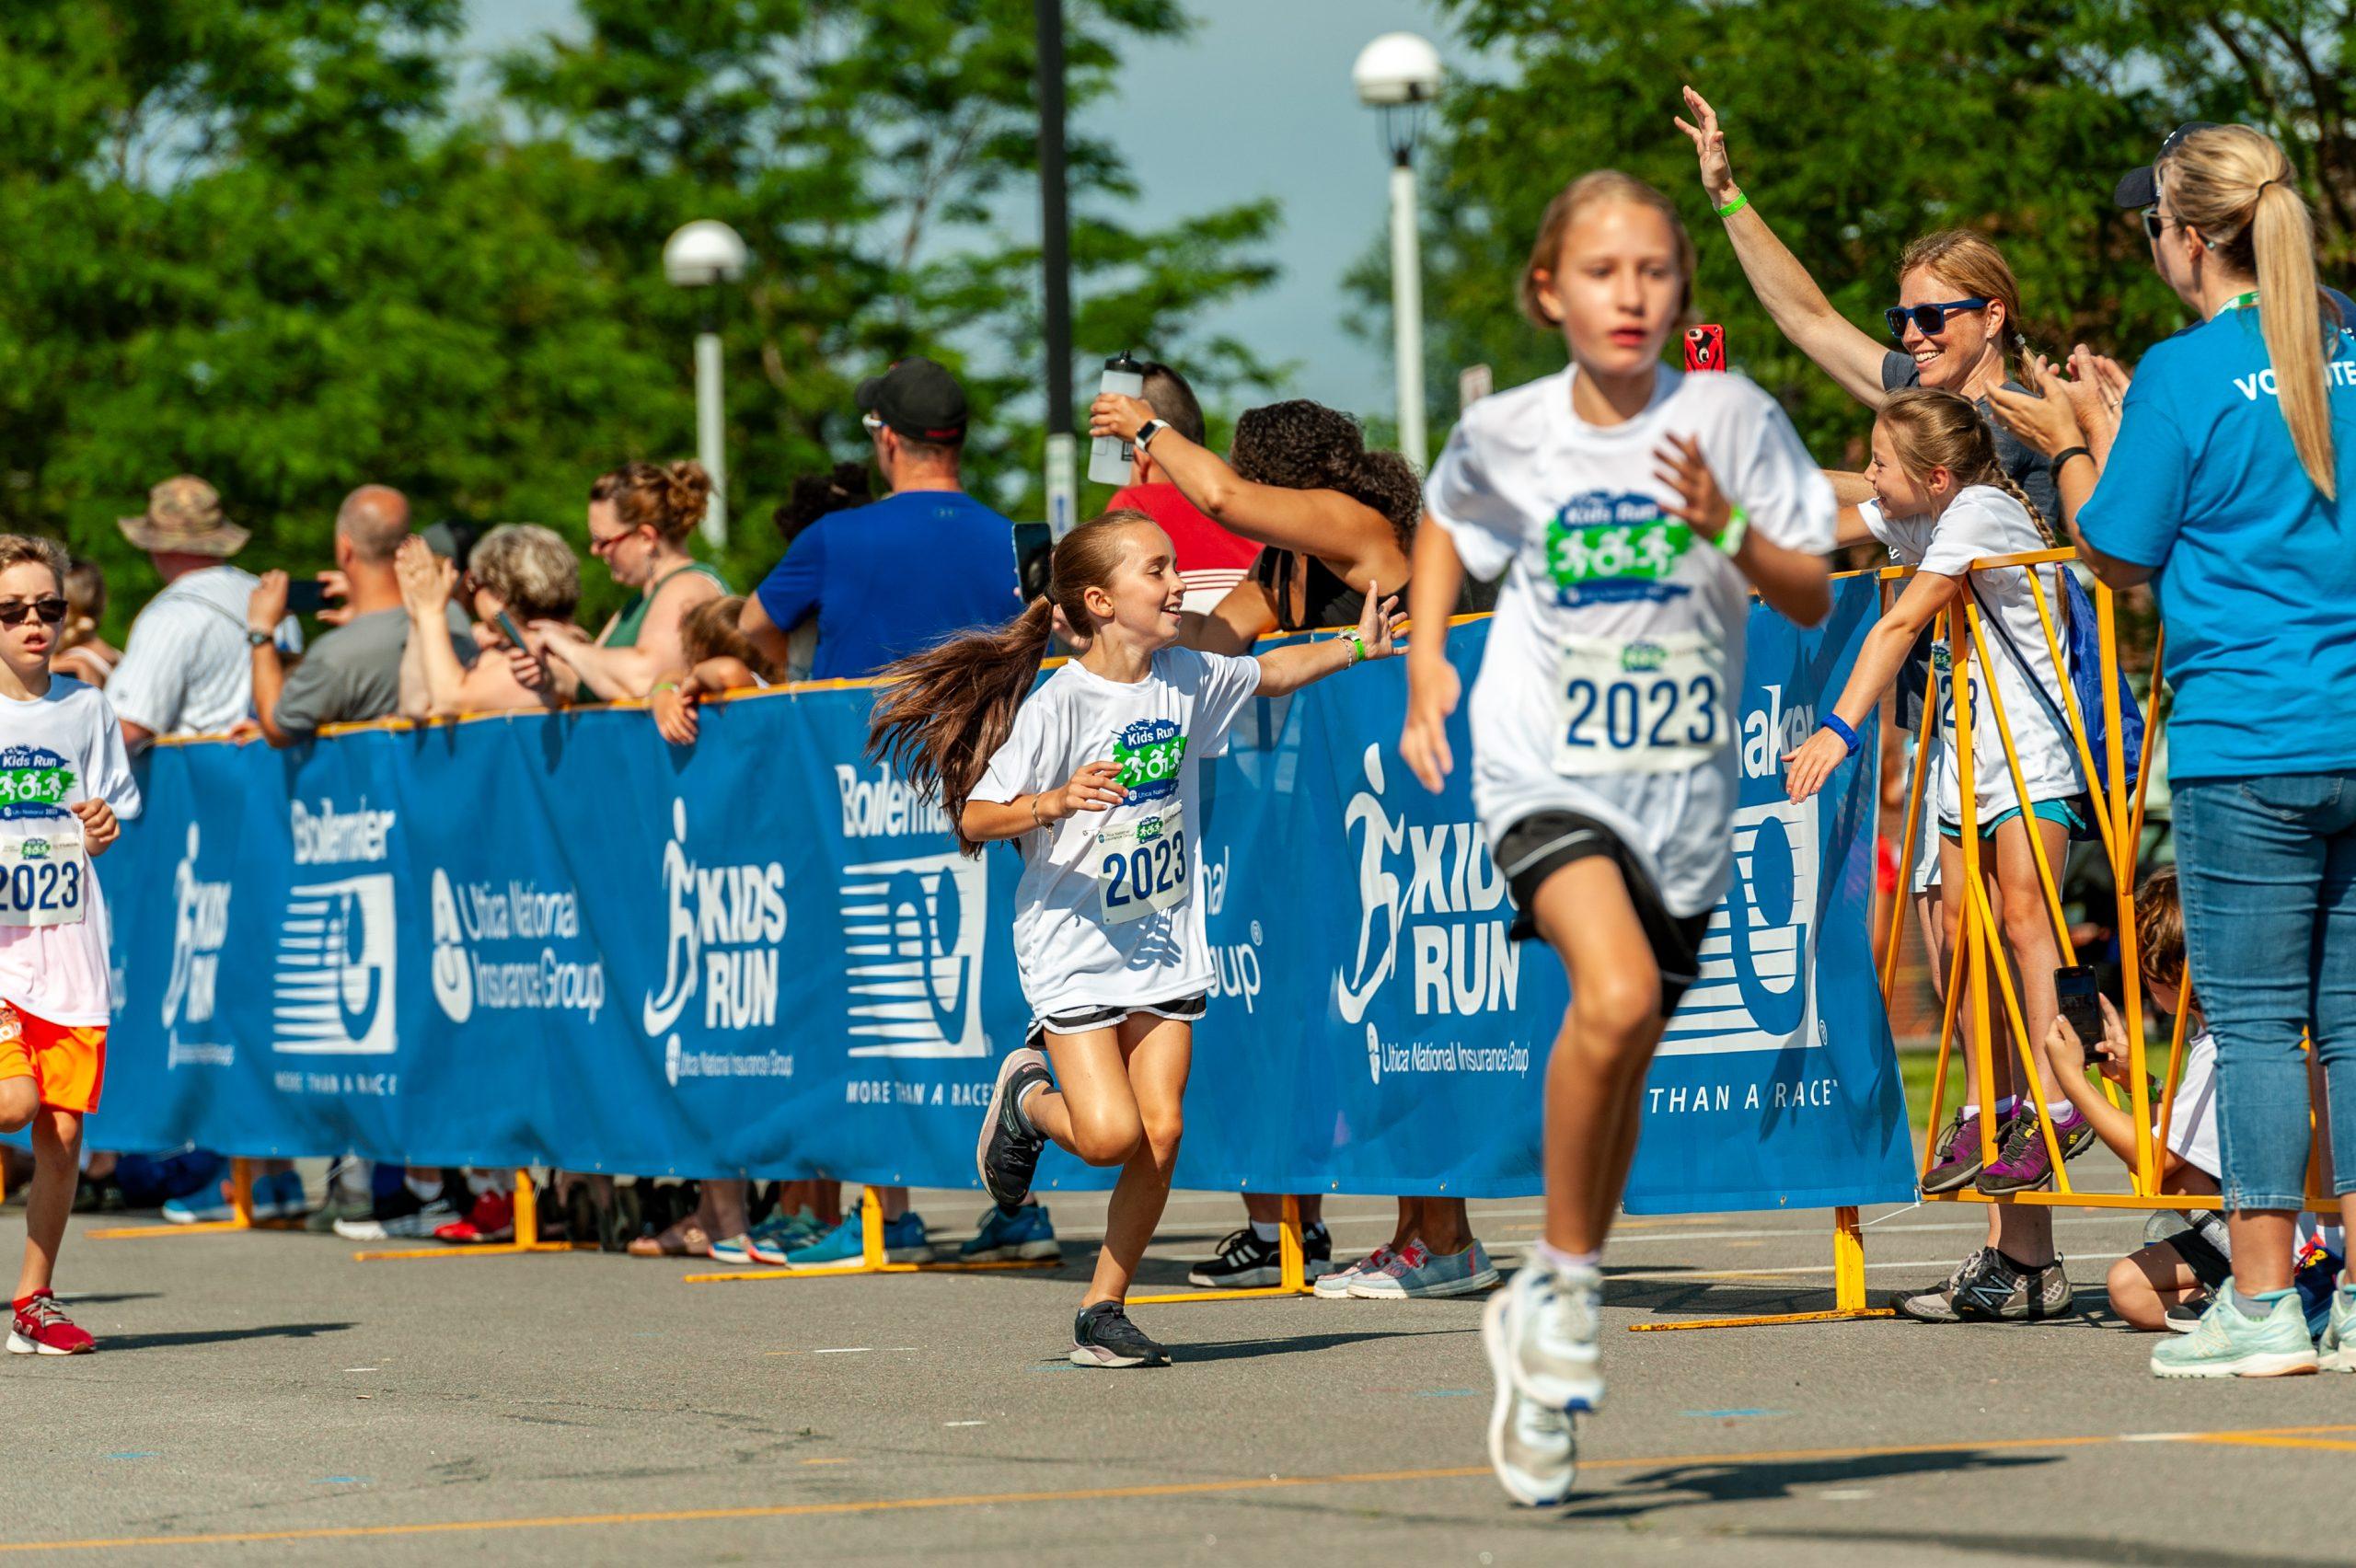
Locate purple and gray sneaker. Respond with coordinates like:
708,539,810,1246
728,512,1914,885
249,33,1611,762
1975,1109,2056,1195
1922,1110,1986,1193
2051,1104,2096,1161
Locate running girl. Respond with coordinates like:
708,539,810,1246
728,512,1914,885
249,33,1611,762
1783,387,2091,1320
0,535,140,1355
868,510,1397,1368
1399,171,1833,1505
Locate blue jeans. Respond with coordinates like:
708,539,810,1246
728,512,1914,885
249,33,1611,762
2175,772,2356,1213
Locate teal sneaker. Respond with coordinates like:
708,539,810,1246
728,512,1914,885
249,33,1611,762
957,1204,1059,1262
2320,1277,2356,1373
161,1186,235,1225
743,1206,823,1266
784,1212,932,1269
2151,1279,2320,1378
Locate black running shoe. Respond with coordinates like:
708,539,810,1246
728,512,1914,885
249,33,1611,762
1305,1221,1333,1277
1188,1228,1282,1288
977,1048,1051,1209
1952,1249,2073,1321
1069,1302,1171,1367
2165,1290,2214,1333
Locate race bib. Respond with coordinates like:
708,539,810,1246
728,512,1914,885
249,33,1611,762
1553,633,1728,777
0,816,88,928
1095,803,1191,927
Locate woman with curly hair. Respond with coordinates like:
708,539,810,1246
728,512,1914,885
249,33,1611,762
1085,392,1491,1303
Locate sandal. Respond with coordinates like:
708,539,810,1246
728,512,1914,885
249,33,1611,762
626,1219,712,1259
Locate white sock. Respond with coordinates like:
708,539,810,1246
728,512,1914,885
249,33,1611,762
1250,1219,1280,1244
1960,1103,1980,1122
405,1174,444,1203
1533,1240,1600,1274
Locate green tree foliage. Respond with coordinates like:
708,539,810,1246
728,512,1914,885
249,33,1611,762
1370,0,2356,467
4,0,1278,634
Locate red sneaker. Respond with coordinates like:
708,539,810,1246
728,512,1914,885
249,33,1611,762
433,1190,515,1245
9,1290,95,1355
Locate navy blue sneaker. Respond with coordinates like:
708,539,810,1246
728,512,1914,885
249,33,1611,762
959,1204,1060,1262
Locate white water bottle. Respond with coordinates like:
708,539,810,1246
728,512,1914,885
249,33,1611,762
1089,351,1147,486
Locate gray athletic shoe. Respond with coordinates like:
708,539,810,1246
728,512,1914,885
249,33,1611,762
1482,1288,1577,1506
1069,1302,1170,1368
1346,1239,1501,1299
1891,1248,1994,1322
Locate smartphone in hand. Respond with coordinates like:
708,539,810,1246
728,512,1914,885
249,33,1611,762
283,578,332,615
2054,965,2104,1061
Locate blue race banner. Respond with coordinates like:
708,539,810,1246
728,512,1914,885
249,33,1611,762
94,582,1914,1210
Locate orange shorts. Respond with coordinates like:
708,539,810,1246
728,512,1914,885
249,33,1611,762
0,1001,105,1114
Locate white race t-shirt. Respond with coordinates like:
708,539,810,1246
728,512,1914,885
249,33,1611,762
973,647,1264,1023
2164,1027,2220,1182
1862,487,2084,827
0,679,142,1025
1424,366,1836,917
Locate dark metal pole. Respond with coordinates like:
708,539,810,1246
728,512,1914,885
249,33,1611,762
1036,0,1076,534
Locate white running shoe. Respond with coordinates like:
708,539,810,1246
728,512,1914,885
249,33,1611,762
1482,1287,1576,1506
1504,1262,1605,1412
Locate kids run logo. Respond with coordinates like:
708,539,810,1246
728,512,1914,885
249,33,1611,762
163,824,234,1067
1111,718,1186,804
272,799,398,1056
1334,744,1519,1026
1543,490,1694,607
641,799,790,1039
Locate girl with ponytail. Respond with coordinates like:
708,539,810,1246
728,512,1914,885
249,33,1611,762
1791,391,2092,1302
871,509,1399,1368
2073,124,2356,1378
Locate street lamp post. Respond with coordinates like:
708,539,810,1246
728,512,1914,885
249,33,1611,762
663,219,749,549
1353,33,1443,473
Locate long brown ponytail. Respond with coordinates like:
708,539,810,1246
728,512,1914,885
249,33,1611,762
2162,125,2339,499
1877,387,2055,544
867,510,1159,855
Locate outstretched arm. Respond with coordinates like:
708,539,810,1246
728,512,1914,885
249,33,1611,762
1783,566,1958,801
1676,86,1890,407
1251,585,1402,698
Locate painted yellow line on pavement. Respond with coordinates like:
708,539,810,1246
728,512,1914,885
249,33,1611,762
2188,1433,2356,1454
4,1426,2350,1554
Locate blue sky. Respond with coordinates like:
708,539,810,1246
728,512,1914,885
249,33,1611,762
463,0,1466,415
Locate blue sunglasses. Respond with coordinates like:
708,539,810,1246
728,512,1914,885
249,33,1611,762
1885,297,1990,340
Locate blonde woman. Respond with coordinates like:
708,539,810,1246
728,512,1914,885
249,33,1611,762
2074,124,2356,1378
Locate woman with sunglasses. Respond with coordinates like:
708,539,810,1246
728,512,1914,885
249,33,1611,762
1678,85,2080,1309
1674,87,2059,526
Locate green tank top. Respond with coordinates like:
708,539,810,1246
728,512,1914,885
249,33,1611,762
606,561,730,650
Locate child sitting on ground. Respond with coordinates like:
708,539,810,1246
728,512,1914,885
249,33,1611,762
2043,866,2344,1331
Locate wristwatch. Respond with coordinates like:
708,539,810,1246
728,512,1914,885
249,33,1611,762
1135,418,1169,451
246,628,274,649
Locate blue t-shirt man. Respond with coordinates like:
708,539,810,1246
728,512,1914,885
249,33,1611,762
755,490,1020,679
2078,294,2356,782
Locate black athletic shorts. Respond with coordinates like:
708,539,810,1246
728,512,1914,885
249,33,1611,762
2161,1225,2232,1292
1026,994,1207,1049
1493,810,1714,1012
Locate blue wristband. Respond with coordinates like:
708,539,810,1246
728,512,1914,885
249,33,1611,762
1821,714,1861,757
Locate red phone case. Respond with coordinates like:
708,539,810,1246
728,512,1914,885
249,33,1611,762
1684,324,1726,373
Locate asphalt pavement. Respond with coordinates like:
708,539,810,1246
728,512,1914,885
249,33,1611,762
5,1183,2351,1566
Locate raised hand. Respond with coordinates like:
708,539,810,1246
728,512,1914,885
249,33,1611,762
1673,86,1738,205
1357,583,1403,662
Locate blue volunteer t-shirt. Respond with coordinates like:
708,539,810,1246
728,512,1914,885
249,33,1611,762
2078,294,2356,782
755,490,1021,680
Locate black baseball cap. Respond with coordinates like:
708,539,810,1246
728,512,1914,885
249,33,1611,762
856,355,968,444
2114,121,2221,209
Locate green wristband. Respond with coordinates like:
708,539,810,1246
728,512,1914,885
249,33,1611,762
1344,630,1369,667
1716,190,1750,219
1715,505,1750,557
